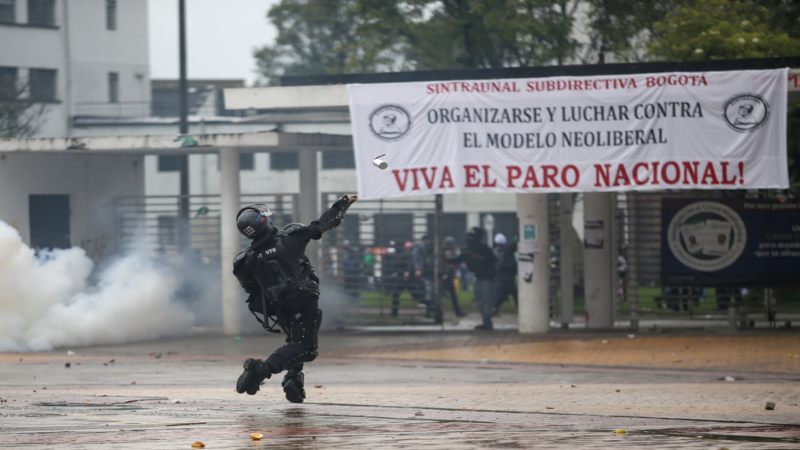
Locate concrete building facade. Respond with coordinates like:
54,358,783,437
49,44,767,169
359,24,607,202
0,0,150,137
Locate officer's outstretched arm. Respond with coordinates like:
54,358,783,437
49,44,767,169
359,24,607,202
306,194,357,239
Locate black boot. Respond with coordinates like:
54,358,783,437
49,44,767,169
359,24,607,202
282,369,306,403
236,358,271,395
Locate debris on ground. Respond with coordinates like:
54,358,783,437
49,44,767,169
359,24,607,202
314,385,323,389
765,401,776,410
414,412,424,416
723,376,736,382
250,432,264,440
64,362,71,368
191,441,205,448
66,350,75,356
613,429,627,435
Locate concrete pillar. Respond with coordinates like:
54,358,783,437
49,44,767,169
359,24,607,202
559,193,574,327
516,194,550,334
298,150,319,268
219,147,242,335
583,192,614,328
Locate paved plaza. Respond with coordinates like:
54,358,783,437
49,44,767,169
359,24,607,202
1,329,799,449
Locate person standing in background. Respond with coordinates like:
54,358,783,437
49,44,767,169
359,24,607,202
449,227,497,330
442,236,466,317
492,233,517,315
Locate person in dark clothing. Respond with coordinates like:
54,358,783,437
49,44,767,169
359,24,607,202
449,227,497,330
492,233,518,315
233,194,357,403
442,236,466,317
342,245,364,303
382,241,407,317
406,239,428,308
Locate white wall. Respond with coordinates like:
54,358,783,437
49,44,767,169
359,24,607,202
0,153,145,257
67,0,151,116
0,0,69,137
0,0,151,137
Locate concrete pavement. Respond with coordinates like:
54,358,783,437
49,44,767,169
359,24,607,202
1,330,799,449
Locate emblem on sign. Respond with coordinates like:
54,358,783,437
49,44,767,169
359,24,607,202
723,93,769,132
369,104,411,141
667,201,747,272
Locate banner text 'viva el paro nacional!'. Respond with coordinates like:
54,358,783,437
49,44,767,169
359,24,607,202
347,68,788,199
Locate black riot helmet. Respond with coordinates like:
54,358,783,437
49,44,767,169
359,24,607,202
236,203,275,240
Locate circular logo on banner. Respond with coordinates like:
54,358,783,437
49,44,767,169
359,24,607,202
369,104,411,141
723,93,769,132
667,201,747,272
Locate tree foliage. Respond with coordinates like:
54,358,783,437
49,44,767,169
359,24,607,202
0,83,46,139
582,0,682,62
647,0,800,61
254,0,413,84
404,0,579,69
253,0,580,83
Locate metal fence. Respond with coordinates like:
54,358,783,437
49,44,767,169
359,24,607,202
113,190,798,330
114,193,298,259
618,190,798,329
318,193,443,325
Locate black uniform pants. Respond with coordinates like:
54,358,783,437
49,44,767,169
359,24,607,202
264,299,322,374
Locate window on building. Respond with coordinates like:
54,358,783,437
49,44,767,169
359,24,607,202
239,153,254,171
29,68,56,101
0,0,15,24
27,0,55,26
108,72,119,103
216,153,255,171
426,212,467,243
373,213,413,246
342,214,360,245
0,67,18,98
158,155,181,172
270,152,298,171
321,150,355,169
480,212,519,242
106,0,116,30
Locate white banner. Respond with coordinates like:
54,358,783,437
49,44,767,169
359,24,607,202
348,69,788,199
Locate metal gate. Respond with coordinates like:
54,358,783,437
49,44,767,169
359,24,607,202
619,190,798,329
318,193,443,326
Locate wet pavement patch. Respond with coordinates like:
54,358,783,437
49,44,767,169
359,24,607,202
641,424,800,444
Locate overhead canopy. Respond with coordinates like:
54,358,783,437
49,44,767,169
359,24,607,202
0,131,353,155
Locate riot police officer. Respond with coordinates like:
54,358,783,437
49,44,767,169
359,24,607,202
233,194,357,402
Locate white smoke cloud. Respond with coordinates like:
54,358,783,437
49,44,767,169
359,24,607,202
0,221,195,351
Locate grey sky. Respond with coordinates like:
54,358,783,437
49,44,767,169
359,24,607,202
148,0,278,85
